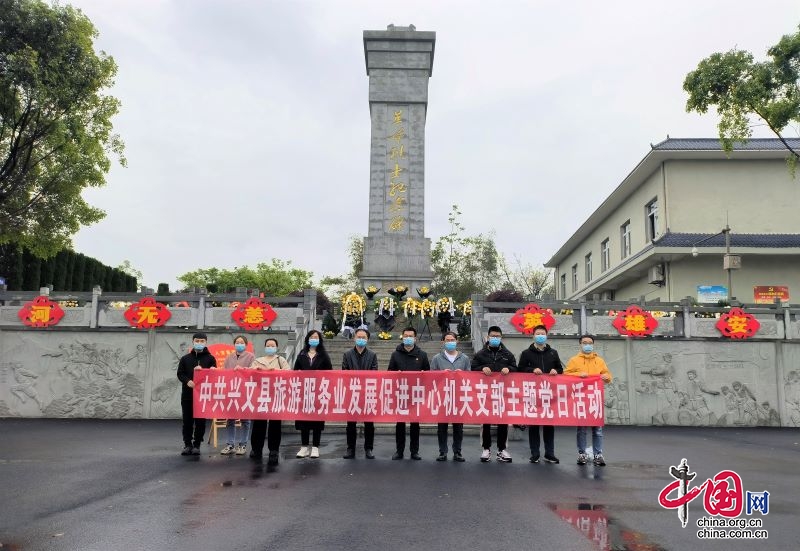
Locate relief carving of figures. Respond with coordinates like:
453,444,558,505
604,380,630,425
785,370,800,426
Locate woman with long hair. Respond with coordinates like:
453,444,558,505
293,330,332,458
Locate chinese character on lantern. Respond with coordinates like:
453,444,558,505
18,296,66,327
509,304,556,335
231,297,277,330
612,305,658,337
715,308,760,339
124,297,172,329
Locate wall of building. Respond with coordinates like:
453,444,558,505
666,159,800,233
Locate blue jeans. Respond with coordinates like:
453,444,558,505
226,419,251,446
576,426,603,455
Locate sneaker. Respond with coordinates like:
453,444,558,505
267,451,279,466
296,446,310,458
365,449,375,459
191,446,201,455
310,447,320,458
529,454,540,464
480,449,491,462
436,453,447,461
544,454,560,464
343,448,355,459
220,445,235,455
577,453,588,465
181,445,193,456
235,445,247,456
497,449,512,463
392,451,404,460
593,453,606,466
453,452,465,462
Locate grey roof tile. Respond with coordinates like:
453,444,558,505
654,232,800,248
651,138,800,151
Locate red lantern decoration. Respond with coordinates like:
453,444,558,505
715,307,760,339
612,305,658,337
231,297,277,330
510,303,556,335
18,296,65,327
124,297,172,329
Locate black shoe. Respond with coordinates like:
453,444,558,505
530,454,540,463
365,449,375,459
436,453,447,461
544,454,560,464
191,446,201,456
392,451,404,460
343,448,355,459
181,445,193,456
453,452,465,462
267,451,279,466
410,452,422,460
249,449,263,460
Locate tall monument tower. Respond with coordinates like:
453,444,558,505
360,24,435,293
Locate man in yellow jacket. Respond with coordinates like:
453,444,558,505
564,334,612,466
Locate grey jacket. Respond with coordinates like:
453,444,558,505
430,350,471,371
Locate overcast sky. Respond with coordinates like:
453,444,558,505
67,0,800,290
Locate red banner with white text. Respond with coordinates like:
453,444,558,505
193,370,604,426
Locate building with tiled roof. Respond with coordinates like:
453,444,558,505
545,138,800,303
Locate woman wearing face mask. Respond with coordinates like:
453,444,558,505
564,334,613,466
249,338,290,464
293,330,332,459
220,335,255,456
517,325,563,464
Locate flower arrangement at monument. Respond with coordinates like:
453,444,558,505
403,297,421,317
376,297,397,317
341,292,367,316
323,331,336,339
436,297,456,336
364,285,380,299
387,285,408,299
458,300,472,316
377,331,393,340
417,286,432,298
419,298,436,319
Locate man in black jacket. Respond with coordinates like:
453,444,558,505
342,328,379,459
517,324,563,464
471,326,516,463
176,332,217,455
388,326,430,460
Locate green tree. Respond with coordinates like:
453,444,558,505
684,25,800,167
430,204,500,302
177,259,314,296
156,282,171,295
117,260,142,285
0,0,125,257
497,254,554,299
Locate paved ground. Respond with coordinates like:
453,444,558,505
0,420,797,551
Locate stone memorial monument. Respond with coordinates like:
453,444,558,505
360,24,435,292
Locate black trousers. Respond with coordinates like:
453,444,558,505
437,423,463,454
395,422,420,454
529,424,555,456
481,424,508,451
250,420,282,454
181,392,206,447
300,428,322,447
346,421,375,450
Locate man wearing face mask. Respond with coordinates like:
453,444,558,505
342,328,379,459
430,331,470,462
517,325,563,464
564,334,612,466
388,327,431,460
176,332,217,456
471,326,517,463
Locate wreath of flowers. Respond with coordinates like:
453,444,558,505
458,300,472,316
436,297,455,316
417,286,432,298
387,285,408,299
364,285,380,299
377,331,393,340
419,298,436,318
375,296,397,317
341,292,366,316
403,298,421,317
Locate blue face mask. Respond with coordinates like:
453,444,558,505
264,346,277,356
355,338,368,348
193,342,206,352
582,344,594,354
534,335,547,345
488,337,501,347
444,341,457,351
403,337,415,347
234,343,246,353
308,339,320,348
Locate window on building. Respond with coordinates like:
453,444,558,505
560,274,566,298
646,199,659,240
621,221,631,259
585,253,593,282
601,239,610,272
571,264,578,291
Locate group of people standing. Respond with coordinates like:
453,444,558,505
176,324,612,467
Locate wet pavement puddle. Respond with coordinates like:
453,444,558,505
549,502,668,551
